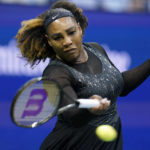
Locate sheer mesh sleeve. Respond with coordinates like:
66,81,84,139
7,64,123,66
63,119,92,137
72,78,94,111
42,65,90,124
42,65,77,105
120,59,150,96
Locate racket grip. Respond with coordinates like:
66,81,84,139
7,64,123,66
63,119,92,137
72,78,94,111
76,99,100,108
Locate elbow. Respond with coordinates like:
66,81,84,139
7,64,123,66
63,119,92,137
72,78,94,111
120,91,129,97
119,87,131,97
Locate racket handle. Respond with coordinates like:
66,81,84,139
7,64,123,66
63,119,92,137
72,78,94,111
76,99,100,108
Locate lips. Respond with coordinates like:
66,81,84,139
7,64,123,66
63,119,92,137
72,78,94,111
64,48,76,54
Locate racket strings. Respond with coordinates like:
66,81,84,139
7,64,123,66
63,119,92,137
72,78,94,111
13,79,60,127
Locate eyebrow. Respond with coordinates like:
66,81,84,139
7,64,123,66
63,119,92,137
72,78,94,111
51,26,76,37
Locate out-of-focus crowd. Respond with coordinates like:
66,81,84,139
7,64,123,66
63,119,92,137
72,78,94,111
0,0,150,13
71,0,150,12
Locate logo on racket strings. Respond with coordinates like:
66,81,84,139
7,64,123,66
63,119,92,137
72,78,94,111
21,89,47,118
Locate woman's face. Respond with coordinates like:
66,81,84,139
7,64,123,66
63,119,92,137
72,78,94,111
46,17,83,63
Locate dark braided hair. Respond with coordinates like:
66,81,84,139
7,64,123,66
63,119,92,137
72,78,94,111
16,0,88,66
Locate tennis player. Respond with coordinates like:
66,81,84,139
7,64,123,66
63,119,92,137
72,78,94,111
15,0,150,150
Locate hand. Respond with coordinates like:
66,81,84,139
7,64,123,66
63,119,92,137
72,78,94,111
88,95,110,115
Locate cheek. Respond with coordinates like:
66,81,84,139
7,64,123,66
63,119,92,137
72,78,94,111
50,42,62,53
75,35,82,49
74,32,82,45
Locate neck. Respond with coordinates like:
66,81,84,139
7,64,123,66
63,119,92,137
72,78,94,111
74,47,88,64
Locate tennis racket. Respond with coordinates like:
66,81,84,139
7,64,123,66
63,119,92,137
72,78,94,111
11,77,101,128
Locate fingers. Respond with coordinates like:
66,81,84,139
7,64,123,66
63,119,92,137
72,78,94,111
101,98,110,110
88,95,111,115
91,98,110,111
90,95,103,100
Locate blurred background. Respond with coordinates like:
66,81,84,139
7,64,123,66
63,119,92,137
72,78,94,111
0,0,150,149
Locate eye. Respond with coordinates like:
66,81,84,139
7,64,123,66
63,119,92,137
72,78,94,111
69,31,76,35
53,36,62,41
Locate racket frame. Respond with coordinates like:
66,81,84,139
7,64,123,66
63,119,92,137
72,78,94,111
10,77,63,128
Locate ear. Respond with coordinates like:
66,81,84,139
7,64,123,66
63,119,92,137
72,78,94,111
45,34,52,46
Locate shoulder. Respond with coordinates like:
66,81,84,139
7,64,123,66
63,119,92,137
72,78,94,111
42,64,72,80
84,42,108,57
42,64,74,88
85,42,116,67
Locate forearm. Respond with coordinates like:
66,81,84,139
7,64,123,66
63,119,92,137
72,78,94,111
59,85,92,125
120,59,150,96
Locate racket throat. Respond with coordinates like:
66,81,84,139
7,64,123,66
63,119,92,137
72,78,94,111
57,103,77,115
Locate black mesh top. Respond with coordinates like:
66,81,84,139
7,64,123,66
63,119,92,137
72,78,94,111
43,42,150,124
40,42,150,150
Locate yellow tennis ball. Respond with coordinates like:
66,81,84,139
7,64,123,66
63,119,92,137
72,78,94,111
95,125,117,142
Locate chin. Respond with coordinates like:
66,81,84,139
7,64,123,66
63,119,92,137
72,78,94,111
65,54,79,62
64,57,77,64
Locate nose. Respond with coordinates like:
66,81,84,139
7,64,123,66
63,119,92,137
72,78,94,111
63,36,72,48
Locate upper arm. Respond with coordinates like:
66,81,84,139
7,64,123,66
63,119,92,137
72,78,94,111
43,65,89,124
120,59,150,96
43,64,77,103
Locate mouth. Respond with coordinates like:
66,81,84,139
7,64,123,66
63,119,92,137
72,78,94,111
65,48,76,54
